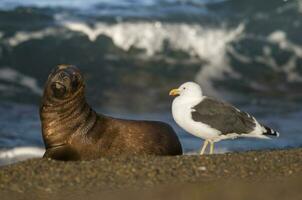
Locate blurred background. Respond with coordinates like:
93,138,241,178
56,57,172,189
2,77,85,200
0,0,302,165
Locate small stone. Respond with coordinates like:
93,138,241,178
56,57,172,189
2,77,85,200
197,166,207,171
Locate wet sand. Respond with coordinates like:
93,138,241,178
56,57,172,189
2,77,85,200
0,148,302,199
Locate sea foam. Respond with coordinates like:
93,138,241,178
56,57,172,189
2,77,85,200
0,146,45,166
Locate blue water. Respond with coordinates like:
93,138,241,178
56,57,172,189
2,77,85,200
0,0,302,165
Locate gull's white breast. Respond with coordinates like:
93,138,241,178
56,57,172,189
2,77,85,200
172,97,220,140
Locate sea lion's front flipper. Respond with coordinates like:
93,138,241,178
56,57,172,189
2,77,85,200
43,145,80,161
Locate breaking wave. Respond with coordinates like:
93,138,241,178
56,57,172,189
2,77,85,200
0,67,42,95
4,19,302,98
3,20,245,96
62,21,245,58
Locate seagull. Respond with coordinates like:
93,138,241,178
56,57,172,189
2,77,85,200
169,82,279,155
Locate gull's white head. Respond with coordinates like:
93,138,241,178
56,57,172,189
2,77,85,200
169,82,203,98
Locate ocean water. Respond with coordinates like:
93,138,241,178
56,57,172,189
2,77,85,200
0,0,302,165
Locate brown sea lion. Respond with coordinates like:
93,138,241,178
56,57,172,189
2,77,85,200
40,65,182,160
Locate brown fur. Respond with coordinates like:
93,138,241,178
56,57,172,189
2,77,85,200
40,65,182,161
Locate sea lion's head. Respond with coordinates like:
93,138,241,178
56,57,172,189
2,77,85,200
41,65,89,151
44,65,84,101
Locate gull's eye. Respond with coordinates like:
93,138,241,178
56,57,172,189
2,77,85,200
183,87,186,90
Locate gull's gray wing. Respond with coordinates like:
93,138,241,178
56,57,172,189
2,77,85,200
191,97,256,134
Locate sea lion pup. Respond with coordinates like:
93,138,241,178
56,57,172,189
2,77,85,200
40,65,182,160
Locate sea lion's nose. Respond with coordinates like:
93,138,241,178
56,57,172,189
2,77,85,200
53,82,64,89
51,81,67,98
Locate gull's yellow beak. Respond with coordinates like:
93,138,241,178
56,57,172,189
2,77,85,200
169,88,180,96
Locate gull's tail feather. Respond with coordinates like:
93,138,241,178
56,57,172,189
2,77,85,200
262,125,280,137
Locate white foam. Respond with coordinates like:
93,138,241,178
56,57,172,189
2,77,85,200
6,28,60,47
0,146,45,166
0,67,42,95
5,21,245,96
5,21,302,96
265,31,302,82
62,21,245,58
268,30,302,57
61,21,245,96
255,49,302,82
201,29,302,93
299,0,302,13
194,24,245,97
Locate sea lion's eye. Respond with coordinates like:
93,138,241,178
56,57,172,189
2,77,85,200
63,76,69,81
72,76,79,90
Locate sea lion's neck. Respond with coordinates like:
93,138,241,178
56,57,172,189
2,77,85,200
40,90,97,148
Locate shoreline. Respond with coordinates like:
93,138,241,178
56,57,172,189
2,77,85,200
1,148,302,199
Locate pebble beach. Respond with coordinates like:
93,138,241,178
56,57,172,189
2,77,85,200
1,148,302,199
